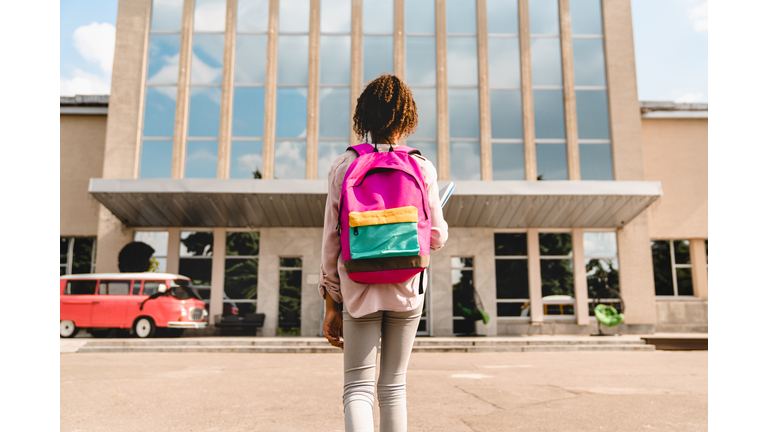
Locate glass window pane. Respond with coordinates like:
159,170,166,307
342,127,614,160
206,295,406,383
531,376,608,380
72,238,95,274
132,281,141,295
496,260,529,298
586,258,619,298
140,141,173,178
321,0,351,32
529,0,559,34
449,88,479,137
405,0,435,33
151,0,184,31
363,0,393,33
407,142,437,167
276,87,308,137
66,280,97,295
278,36,309,84
579,144,613,180
143,87,177,136
406,37,436,85
452,269,474,312
194,0,226,31
576,90,610,139
533,90,565,139
320,36,351,84
274,141,307,179
191,34,224,84
179,260,213,286
488,38,520,88
536,144,567,180
230,141,264,179
411,88,436,138
676,268,694,296
238,0,270,32
280,0,310,32
147,35,180,83
233,87,265,137
235,35,268,83
651,241,673,296
583,232,617,257
539,233,572,256
450,142,481,181
498,302,528,317
185,141,219,178
225,258,259,299
188,86,222,137
674,240,691,265
318,141,350,179
572,38,606,86
495,233,527,257
446,0,477,34
61,238,70,264
447,37,478,86
490,89,523,138
571,0,603,35
451,257,474,269
319,88,350,137
492,143,525,180
530,38,562,86
280,257,303,268
102,281,130,295
487,0,518,34
363,36,393,83
279,269,302,334
540,259,574,298
134,231,169,256
181,231,214,256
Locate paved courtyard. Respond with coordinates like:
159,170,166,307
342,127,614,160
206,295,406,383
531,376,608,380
61,350,707,432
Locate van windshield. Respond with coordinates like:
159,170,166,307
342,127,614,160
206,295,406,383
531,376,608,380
169,279,203,300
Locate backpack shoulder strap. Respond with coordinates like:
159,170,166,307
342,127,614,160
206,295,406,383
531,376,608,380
391,145,421,156
347,143,375,156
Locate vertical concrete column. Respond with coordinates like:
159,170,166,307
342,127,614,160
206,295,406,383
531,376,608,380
572,228,589,325
527,228,543,324
262,0,280,179
393,0,405,78
171,0,195,178
300,228,324,336
209,228,226,324
307,0,321,179
217,0,238,179
350,0,363,143
617,212,656,326
472,229,497,336
165,228,181,275
435,0,449,180
690,238,708,300
430,245,453,336
257,228,280,336
518,0,537,181
559,0,580,180
476,0,492,181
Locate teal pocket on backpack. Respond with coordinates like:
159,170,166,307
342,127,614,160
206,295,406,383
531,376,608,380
350,222,420,260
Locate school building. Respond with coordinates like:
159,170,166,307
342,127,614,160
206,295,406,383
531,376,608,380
60,0,707,336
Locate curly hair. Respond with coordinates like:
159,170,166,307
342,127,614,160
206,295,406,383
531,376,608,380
352,74,418,143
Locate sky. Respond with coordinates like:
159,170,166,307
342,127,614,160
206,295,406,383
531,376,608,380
59,0,708,103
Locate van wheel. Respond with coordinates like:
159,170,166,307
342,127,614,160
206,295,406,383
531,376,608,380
133,318,156,338
60,320,78,338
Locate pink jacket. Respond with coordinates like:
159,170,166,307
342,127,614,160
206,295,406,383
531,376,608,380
318,143,450,318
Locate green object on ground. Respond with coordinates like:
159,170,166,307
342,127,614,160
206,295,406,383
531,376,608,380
594,304,624,327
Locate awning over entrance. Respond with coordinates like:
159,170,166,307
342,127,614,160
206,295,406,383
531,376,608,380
89,179,661,228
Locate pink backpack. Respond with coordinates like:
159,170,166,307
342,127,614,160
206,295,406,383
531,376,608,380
338,143,431,293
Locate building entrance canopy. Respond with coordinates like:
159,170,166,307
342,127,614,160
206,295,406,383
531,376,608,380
89,179,661,228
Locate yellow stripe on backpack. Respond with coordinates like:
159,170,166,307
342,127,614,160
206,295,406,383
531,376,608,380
349,206,418,228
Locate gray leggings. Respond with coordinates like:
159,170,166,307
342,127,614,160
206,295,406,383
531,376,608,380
342,302,423,432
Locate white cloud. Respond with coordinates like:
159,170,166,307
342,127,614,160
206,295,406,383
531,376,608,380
60,69,111,96
73,22,116,73
674,93,704,103
687,0,708,33
237,153,263,173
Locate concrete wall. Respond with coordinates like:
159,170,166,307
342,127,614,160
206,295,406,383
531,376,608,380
656,300,708,333
60,115,106,236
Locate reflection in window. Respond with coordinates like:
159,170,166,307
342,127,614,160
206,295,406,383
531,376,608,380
278,36,309,84
99,281,131,296
320,36,351,84
276,88,308,138
490,90,523,139
450,142,480,181
194,0,226,32
179,231,214,301
405,37,436,86
584,232,620,315
150,0,183,31
410,88,436,139
652,240,694,296
533,90,565,139
186,140,219,179
188,87,222,137
579,144,612,180
225,232,260,317
275,141,307,179
536,144,567,180
60,237,97,275
570,0,603,35
408,142,438,168
318,84,350,137
140,141,173,178
65,280,98,295
231,141,264,179
539,233,574,316
405,4,437,169
232,87,265,137
448,89,479,138
495,233,529,318
405,0,435,33
318,141,350,179
279,0,310,33
235,35,268,83
238,0,269,32
529,0,560,35
487,0,518,34
279,257,303,335
452,257,475,334
492,144,525,180
134,231,168,273
363,0,393,82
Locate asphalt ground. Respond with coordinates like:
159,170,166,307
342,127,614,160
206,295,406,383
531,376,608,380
60,350,706,431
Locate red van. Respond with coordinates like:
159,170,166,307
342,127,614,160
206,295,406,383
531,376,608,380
60,273,208,338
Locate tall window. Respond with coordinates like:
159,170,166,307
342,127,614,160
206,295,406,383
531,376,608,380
225,232,260,318
452,257,475,334
179,231,214,302
487,0,524,180
530,0,567,180
495,233,529,318
231,0,270,179
186,0,226,178
133,231,169,272
275,0,310,179
652,240,694,297
279,257,303,335
317,0,352,179
584,231,620,314
140,0,183,178
404,0,438,166
60,237,96,275
446,0,480,180
571,0,612,180
539,232,574,316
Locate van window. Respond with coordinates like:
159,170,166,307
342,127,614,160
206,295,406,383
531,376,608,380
169,279,203,300
143,281,165,296
99,281,130,295
131,281,141,295
65,280,97,295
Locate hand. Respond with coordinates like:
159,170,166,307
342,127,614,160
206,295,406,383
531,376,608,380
323,308,344,349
